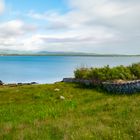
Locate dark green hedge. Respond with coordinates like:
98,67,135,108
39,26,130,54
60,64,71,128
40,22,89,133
74,63,140,81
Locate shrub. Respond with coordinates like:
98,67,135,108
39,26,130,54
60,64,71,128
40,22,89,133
74,67,90,79
109,65,132,80
74,63,140,81
129,63,140,79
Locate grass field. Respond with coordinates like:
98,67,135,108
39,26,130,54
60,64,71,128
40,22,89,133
0,82,140,140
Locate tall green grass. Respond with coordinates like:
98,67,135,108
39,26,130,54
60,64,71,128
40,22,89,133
0,83,140,139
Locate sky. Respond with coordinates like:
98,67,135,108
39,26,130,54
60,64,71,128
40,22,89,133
0,0,140,54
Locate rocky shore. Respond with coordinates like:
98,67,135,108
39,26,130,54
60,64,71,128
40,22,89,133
0,80,38,86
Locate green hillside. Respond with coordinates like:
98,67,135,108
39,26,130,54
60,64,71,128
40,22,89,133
0,83,140,140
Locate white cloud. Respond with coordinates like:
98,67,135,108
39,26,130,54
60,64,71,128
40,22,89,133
0,20,38,50
0,20,37,37
70,0,140,28
0,0,140,54
0,0,4,14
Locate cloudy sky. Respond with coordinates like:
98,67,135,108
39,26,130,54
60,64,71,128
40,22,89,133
0,0,140,54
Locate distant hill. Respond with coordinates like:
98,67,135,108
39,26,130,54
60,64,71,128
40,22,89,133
37,51,98,56
0,50,98,56
0,49,140,56
0,50,33,55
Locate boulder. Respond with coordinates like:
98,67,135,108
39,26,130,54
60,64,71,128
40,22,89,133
54,88,60,92
60,96,65,100
31,82,38,85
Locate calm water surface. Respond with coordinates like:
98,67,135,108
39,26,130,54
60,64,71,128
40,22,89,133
0,56,140,83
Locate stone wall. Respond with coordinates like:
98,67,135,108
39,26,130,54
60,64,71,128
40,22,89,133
63,78,93,86
63,78,140,94
102,80,140,93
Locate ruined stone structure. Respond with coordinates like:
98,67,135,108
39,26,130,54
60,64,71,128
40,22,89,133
63,78,140,93
102,80,140,93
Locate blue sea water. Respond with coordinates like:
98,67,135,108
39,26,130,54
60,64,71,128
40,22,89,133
0,56,140,83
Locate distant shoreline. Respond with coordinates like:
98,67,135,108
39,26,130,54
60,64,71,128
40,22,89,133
0,54,140,57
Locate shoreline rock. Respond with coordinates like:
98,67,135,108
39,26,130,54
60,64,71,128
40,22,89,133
0,80,4,85
0,81,38,86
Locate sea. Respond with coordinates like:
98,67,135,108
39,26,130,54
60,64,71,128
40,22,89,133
0,56,140,84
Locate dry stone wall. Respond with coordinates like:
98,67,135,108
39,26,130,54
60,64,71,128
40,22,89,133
63,78,140,93
102,80,140,93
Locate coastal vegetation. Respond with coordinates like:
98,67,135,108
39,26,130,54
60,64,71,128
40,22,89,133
74,63,140,81
0,83,140,139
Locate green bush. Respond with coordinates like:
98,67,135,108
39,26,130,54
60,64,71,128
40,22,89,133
74,67,90,79
109,66,132,80
87,66,110,81
129,63,140,79
74,63,140,81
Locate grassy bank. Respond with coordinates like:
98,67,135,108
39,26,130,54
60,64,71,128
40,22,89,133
0,83,140,140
